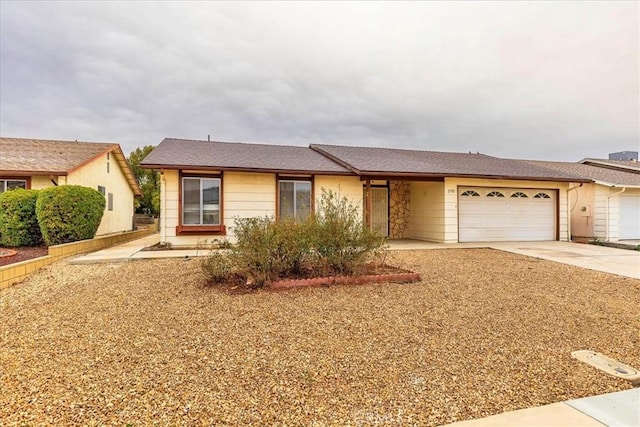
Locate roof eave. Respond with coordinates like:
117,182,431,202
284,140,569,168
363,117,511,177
0,170,68,176
110,147,143,197
359,171,592,183
593,180,640,188
140,163,355,176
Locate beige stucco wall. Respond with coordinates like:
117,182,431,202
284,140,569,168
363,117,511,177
66,152,135,235
29,175,59,190
406,181,445,242
441,178,570,243
314,175,364,217
160,169,179,244
160,171,363,247
569,183,595,240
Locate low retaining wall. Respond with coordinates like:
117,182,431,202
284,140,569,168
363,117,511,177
1,222,158,289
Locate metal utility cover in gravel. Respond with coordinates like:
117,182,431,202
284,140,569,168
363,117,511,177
1,249,639,426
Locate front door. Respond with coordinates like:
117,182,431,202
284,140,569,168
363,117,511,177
370,187,389,237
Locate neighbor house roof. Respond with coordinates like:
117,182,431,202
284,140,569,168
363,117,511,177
140,138,353,175
579,158,640,174
310,144,589,182
522,160,640,188
0,137,141,196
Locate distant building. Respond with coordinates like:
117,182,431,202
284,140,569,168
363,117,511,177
609,151,638,161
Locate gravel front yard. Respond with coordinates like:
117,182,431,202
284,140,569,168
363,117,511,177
1,249,639,426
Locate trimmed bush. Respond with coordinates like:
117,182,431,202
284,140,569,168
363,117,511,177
201,251,235,285
36,185,105,246
201,189,386,288
231,216,315,286
0,189,42,247
313,189,385,275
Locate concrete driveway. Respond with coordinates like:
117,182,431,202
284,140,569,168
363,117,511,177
388,240,640,279
489,241,640,279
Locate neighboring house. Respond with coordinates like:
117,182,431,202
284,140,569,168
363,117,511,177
141,138,588,247
526,160,640,241
0,137,142,236
580,158,640,174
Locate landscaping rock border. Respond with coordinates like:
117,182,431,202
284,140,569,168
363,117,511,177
269,266,421,289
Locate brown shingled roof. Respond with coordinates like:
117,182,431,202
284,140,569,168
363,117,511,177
310,144,589,182
580,158,640,174
0,137,141,196
140,138,353,175
521,160,640,187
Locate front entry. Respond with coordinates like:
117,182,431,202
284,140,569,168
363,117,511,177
370,187,389,237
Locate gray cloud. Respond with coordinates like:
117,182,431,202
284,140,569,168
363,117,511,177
1,1,638,161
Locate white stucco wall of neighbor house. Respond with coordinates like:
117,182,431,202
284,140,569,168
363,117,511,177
440,178,570,243
594,186,640,242
66,152,135,236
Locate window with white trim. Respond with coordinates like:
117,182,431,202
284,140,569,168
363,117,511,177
534,192,551,199
511,192,528,198
182,177,221,225
0,179,27,193
461,190,480,197
279,180,311,220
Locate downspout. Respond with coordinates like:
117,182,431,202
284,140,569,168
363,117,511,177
606,187,626,241
161,170,166,244
365,179,372,229
566,183,582,241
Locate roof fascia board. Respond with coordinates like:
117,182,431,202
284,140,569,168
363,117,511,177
360,172,592,183
0,170,68,176
110,147,142,196
140,164,356,176
594,180,640,188
580,159,640,173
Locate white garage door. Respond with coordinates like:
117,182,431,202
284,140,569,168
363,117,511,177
459,187,556,242
619,195,640,240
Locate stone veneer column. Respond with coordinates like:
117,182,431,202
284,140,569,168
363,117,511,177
389,181,410,239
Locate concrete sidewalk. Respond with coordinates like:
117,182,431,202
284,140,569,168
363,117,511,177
446,388,639,427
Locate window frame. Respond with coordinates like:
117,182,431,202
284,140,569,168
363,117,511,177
0,178,29,193
276,175,314,221
177,172,225,235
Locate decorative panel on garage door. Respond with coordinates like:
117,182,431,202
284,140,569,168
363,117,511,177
458,187,556,242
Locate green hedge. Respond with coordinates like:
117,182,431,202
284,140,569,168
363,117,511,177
36,185,105,246
0,189,42,247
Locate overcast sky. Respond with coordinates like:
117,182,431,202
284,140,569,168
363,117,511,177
1,1,638,161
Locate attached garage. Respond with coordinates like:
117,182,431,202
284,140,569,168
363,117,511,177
458,187,557,242
619,194,640,240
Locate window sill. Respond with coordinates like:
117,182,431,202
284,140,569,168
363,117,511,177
175,225,226,236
